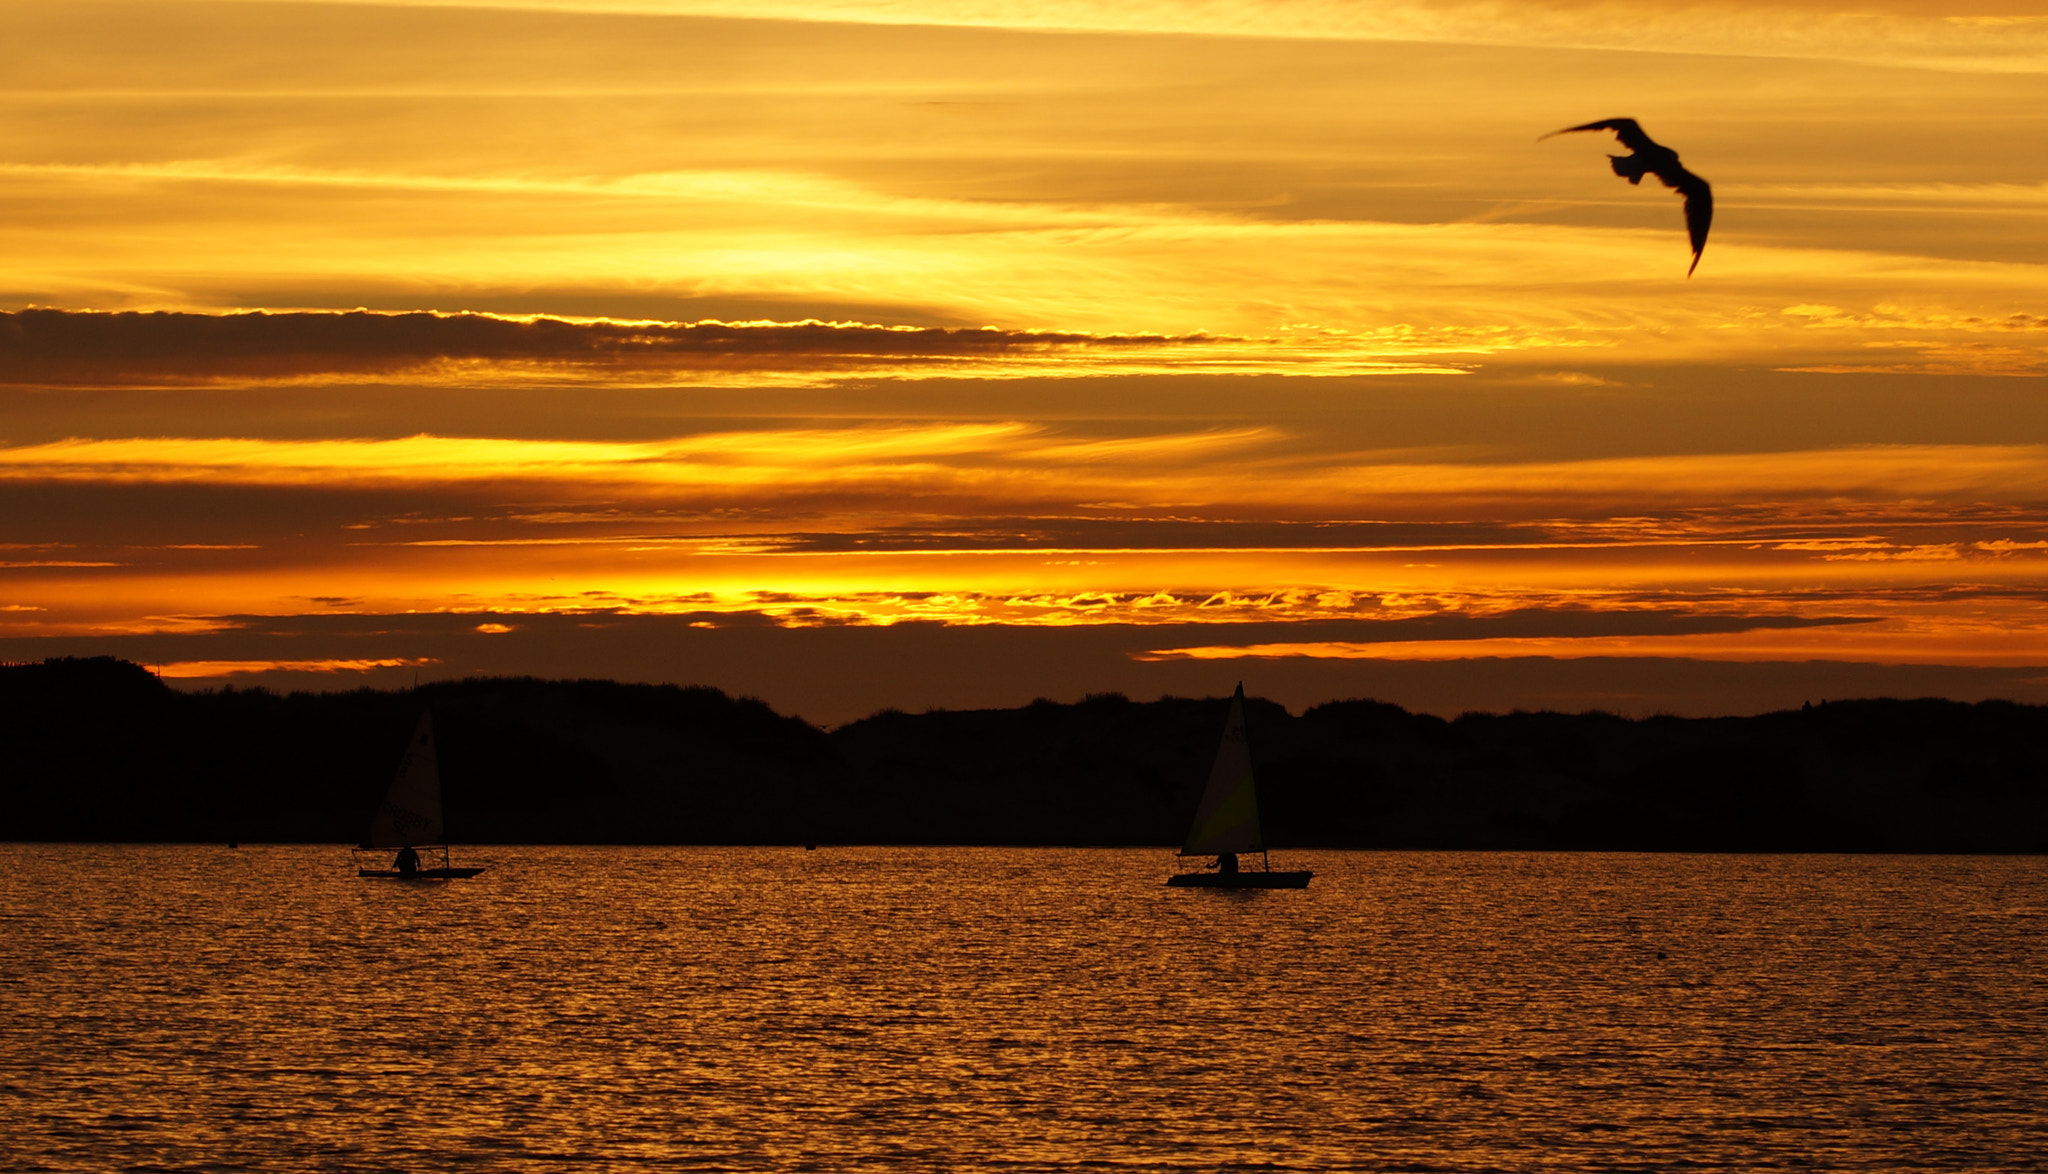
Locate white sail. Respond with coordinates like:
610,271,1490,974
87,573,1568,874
1180,684,1264,856
367,712,443,849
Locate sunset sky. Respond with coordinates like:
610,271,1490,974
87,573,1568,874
5,0,2048,722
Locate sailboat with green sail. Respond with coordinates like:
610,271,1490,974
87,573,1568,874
1166,683,1312,888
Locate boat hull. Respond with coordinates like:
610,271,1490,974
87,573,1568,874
1166,870,1312,889
357,867,486,880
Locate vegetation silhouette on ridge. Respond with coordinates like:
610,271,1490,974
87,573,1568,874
4,657,2044,851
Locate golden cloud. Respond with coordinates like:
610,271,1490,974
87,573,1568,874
333,0,2048,73
1135,625,2048,667
154,657,439,678
8,433,2048,516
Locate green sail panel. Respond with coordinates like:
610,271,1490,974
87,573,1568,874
1180,685,1265,856
367,711,444,849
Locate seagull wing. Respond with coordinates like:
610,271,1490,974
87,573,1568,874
1540,117,1654,152
1666,166,1713,276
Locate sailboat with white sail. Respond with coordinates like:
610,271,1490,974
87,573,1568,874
355,712,485,880
1166,683,1311,888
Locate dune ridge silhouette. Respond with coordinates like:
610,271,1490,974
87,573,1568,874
4,658,2045,851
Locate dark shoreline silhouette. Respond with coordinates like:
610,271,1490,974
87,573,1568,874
4,657,2044,851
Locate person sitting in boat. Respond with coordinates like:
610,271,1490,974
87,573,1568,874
1217,852,1238,874
394,846,421,875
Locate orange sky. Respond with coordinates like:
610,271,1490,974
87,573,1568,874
3,0,2047,720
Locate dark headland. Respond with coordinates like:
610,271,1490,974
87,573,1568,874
5,656,2045,851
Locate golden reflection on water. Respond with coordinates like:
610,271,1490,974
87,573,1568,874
3,846,2044,1170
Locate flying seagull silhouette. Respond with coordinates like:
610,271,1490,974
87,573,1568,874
1541,118,1712,276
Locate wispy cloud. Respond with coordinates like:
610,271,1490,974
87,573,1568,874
307,0,2048,73
0,560,124,568
8,432,2048,514
154,657,438,678
1135,624,2048,667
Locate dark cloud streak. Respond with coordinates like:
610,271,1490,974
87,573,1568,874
0,309,1218,386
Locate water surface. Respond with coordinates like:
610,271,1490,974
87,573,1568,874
3,847,2043,1170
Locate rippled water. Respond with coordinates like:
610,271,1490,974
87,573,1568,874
2,847,2044,1171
